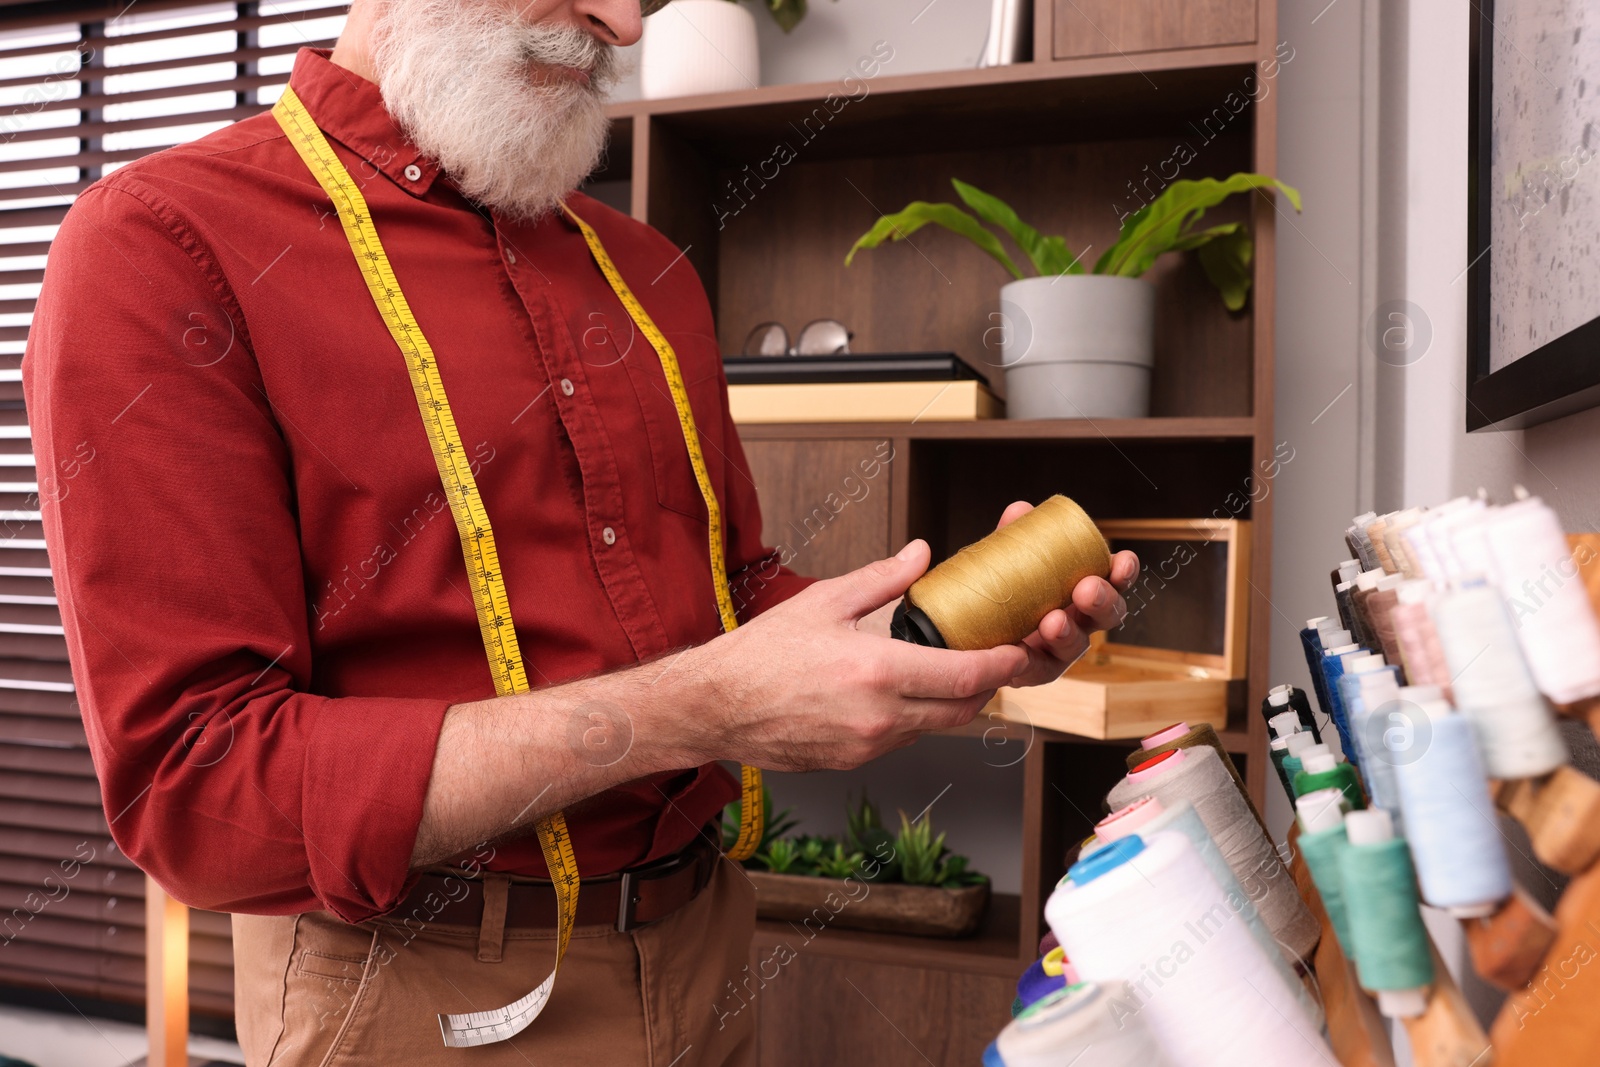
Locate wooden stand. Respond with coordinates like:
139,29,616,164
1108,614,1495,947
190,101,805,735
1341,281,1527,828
145,875,189,1067
1463,887,1559,991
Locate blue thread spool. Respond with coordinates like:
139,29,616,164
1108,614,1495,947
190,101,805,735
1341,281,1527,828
1300,621,1337,725
1341,657,1403,818
1393,695,1512,917
1321,641,1368,770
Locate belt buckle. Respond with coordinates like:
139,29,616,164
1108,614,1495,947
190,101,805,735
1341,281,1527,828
613,851,691,932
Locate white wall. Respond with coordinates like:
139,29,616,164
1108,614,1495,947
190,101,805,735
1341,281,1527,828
611,0,995,101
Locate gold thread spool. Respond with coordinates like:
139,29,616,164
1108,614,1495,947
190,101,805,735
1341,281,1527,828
894,495,1111,651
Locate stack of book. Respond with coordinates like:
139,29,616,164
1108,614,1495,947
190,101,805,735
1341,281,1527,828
722,353,1001,424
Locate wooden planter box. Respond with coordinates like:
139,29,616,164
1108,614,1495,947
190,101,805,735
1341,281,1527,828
748,871,989,938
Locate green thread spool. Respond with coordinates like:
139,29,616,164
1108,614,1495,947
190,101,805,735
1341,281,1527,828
892,495,1110,650
1294,747,1367,811
1294,789,1354,952
1339,809,1434,1014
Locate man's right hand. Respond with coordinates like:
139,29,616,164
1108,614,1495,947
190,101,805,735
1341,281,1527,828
681,540,1029,773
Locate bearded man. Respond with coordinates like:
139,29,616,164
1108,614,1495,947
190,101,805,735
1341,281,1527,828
23,1,1137,1063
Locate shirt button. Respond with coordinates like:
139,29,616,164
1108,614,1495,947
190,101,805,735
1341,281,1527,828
559,378,574,396
602,526,617,545
404,163,422,181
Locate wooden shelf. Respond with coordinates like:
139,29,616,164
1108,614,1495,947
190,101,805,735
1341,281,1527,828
751,892,1025,977
607,46,1259,160
734,416,1258,441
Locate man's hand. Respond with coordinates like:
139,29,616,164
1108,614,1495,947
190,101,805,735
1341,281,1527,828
995,500,1140,687
683,540,1028,773
859,501,1139,688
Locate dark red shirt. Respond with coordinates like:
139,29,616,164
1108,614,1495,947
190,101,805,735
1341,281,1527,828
23,48,808,924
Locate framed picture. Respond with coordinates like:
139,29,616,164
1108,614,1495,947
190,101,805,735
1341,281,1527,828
1467,0,1600,431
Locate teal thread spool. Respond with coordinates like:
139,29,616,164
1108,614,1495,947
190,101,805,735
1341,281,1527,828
1281,731,1317,785
1295,788,1354,952
1269,737,1295,801
1294,746,1367,810
1339,809,1434,1017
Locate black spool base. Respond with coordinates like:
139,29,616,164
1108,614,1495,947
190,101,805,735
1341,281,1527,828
891,600,947,648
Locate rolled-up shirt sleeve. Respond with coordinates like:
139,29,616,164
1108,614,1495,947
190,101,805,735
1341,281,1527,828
23,184,449,922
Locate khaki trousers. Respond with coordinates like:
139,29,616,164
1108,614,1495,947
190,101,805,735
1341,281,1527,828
232,860,757,1067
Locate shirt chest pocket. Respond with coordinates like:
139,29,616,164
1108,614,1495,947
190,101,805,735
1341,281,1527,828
621,332,728,524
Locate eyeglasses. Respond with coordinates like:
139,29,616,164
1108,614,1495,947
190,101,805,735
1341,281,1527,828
641,0,673,15
741,319,854,357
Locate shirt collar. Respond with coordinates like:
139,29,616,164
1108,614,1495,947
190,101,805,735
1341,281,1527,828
284,47,443,198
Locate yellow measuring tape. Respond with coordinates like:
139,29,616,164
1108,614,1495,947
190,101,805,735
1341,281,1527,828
271,85,761,1046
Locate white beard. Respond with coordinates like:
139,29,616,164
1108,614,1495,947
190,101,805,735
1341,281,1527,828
369,0,618,222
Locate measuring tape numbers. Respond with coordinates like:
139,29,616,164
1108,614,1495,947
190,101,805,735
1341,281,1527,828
271,85,760,1047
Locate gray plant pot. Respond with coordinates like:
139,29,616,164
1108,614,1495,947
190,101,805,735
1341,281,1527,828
999,275,1156,419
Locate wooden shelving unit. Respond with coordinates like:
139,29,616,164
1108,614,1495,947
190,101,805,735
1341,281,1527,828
597,2,1278,1061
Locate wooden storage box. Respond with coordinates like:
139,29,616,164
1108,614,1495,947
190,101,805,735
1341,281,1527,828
995,518,1251,739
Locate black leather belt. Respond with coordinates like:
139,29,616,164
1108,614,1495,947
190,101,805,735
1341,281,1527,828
402,831,720,933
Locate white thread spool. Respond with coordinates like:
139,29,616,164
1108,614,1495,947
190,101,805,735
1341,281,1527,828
1106,747,1319,959
1339,559,1363,583
1480,496,1600,704
1431,582,1567,778
1046,831,1332,1067
1392,695,1512,918
988,981,1175,1067
1094,798,1324,1029
1423,497,1488,584
1444,507,1497,584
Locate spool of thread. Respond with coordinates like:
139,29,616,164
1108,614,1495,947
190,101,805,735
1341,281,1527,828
1321,642,1368,767
1381,507,1424,578
1392,696,1512,917
985,981,1175,1067
1046,831,1331,1066
1351,568,1389,648
1125,722,1267,833
1094,799,1324,1029
1339,809,1434,1018
1432,583,1567,779
1343,660,1403,819
1348,511,1380,571
1294,746,1366,810
1295,787,1355,950
1281,730,1318,782
1404,496,1478,583
1481,495,1600,704
1426,496,1490,583
1445,505,1498,582
1391,580,1453,695
892,494,1110,650
1269,736,1295,800
1334,581,1362,644
1267,709,1300,739
1366,514,1398,573
1263,685,1320,741
1106,746,1320,959
1365,576,1408,675
1299,624,1337,725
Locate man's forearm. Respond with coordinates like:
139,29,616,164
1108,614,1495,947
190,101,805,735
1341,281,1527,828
409,649,717,868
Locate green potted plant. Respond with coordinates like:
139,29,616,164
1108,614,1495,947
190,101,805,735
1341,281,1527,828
640,1,829,100
845,174,1301,420
729,791,991,938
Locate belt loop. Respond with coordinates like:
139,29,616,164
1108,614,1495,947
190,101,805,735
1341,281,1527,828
477,873,510,963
